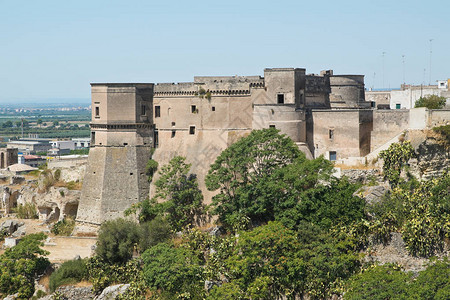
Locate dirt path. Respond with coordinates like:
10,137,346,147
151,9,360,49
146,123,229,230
1,217,97,263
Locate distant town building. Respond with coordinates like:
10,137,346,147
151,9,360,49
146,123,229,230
7,140,52,155
366,80,450,110
18,154,46,168
50,140,76,151
72,138,90,149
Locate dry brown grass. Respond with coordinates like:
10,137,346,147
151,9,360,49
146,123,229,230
74,231,97,238
334,163,378,170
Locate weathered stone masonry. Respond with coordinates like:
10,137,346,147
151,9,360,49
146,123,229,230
76,68,448,228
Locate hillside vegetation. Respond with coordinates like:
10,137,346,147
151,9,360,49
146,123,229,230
1,129,449,299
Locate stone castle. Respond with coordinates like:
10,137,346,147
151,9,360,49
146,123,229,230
75,67,450,229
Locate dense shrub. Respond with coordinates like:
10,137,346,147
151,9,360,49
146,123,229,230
414,94,446,109
95,218,140,264
87,257,143,294
49,259,88,292
142,242,204,298
345,264,411,300
139,216,172,252
0,233,50,298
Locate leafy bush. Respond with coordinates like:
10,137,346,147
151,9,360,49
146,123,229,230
367,173,449,257
414,94,446,109
142,242,204,298
345,264,411,300
410,258,450,300
51,218,75,236
345,259,450,300
139,216,172,252
0,233,50,298
379,141,414,186
49,259,88,292
86,257,143,294
145,159,158,182
433,124,450,149
53,169,61,181
14,202,38,219
95,218,140,264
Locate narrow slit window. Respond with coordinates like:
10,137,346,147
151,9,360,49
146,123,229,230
191,105,197,113
171,130,176,138
95,107,100,117
155,106,161,118
189,126,195,135
141,105,146,116
329,129,334,139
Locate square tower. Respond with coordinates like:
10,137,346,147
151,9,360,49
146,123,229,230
76,83,155,232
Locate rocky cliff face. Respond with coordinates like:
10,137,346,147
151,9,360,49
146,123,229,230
408,130,449,180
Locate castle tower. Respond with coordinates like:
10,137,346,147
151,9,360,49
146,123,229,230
76,83,154,231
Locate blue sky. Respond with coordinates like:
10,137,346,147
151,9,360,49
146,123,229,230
0,0,449,102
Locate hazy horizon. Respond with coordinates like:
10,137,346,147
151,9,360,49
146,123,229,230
1,0,449,102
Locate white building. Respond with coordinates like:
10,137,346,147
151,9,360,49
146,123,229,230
389,82,450,109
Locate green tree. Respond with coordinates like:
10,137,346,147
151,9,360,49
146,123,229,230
206,128,301,229
95,218,140,264
37,118,43,127
2,120,13,128
152,156,205,231
53,120,59,126
138,216,172,252
409,258,450,300
142,242,204,298
0,233,50,298
345,264,412,300
415,94,446,109
223,221,306,299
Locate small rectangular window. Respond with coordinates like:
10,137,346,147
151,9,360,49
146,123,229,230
329,129,334,139
212,106,216,111
95,107,100,117
189,126,195,135
155,106,161,117
171,122,176,126
191,105,197,113
269,125,276,128
396,104,401,109
171,130,176,138
277,94,284,104
329,151,337,161
141,105,146,116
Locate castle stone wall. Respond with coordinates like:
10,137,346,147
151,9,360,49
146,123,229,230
307,110,364,159
370,110,410,152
